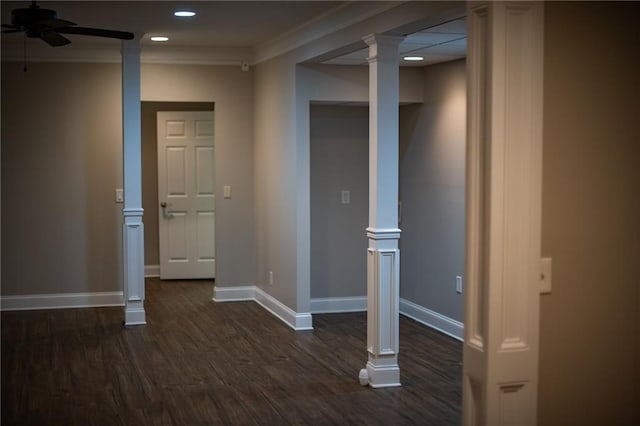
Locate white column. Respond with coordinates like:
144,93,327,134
122,38,146,326
359,34,404,388
464,2,544,424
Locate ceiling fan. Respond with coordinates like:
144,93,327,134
2,1,134,46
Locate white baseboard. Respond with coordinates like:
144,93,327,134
308,295,463,340
254,287,313,331
213,285,255,302
213,285,313,331
310,296,367,313
1,291,124,311
399,298,464,341
144,264,160,277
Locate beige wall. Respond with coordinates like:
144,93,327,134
1,62,124,295
1,62,256,297
253,53,300,309
540,2,640,424
142,64,255,287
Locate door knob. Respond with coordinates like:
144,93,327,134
160,201,173,218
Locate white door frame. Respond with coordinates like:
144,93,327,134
157,110,216,280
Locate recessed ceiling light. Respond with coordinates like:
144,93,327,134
403,56,424,61
150,36,169,42
174,10,196,17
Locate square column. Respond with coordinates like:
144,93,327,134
122,38,145,326
464,2,544,424
359,33,404,388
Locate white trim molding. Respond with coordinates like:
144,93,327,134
464,2,544,424
399,298,464,341
122,37,146,327
144,264,160,278
1,292,124,311
213,285,256,302
310,296,367,313
213,285,313,331
255,288,313,331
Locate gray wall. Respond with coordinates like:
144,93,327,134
399,59,466,322
253,60,426,312
306,62,466,311
310,105,369,299
539,2,640,424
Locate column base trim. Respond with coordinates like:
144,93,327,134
125,307,146,326
365,360,401,388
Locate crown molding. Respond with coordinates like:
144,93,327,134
1,41,252,66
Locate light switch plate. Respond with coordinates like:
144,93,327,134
341,190,350,204
223,186,232,199
540,257,552,294
115,188,124,203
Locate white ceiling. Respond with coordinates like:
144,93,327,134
324,17,466,66
1,1,466,66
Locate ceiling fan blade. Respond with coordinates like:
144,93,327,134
2,24,19,29
56,26,134,40
41,18,77,29
2,29,23,34
40,30,70,47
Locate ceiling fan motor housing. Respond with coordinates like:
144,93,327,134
12,5,58,37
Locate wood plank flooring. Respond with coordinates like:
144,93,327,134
2,278,462,425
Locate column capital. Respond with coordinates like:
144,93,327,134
363,33,405,64
362,33,405,48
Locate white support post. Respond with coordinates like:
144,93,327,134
122,38,146,326
464,2,544,424
359,33,404,388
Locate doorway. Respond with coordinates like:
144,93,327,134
141,102,215,278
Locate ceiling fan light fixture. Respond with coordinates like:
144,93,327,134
403,55,425,61
150,36,169,42
174,10,196,17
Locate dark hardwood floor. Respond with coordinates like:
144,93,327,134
2,278,462,425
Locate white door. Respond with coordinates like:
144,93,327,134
157,111,215,280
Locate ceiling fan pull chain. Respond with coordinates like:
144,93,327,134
23,33,28,72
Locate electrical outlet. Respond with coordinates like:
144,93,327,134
268,271,274,286
456,276,463,294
